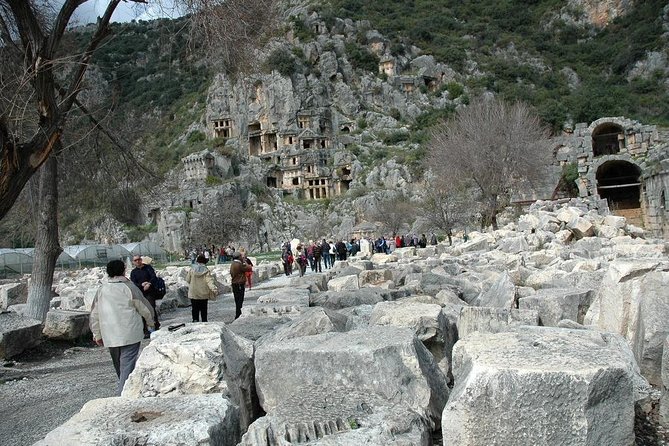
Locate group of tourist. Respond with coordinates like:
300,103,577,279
184,244,241,264
90,244,255,396
90,230,446,396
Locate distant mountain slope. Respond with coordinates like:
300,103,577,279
324,0,669,130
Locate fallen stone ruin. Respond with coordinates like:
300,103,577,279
7,199,669,445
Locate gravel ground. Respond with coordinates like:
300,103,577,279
2,272,669,445
0,277,274,445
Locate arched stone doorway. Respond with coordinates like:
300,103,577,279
596,160,642,223
592,123,624,157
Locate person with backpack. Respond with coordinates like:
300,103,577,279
295,245,308,277
186,254,218,322
130,255,160,334
239,248,254,289
90,259,155,395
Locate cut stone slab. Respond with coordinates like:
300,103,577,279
327,274,360,292
0,282,27,310
518,288,594,326
34,394,240,446
0,311,42,359
310,288,393,310
122,323,227,398
257,307,348,347
369,301,446,361
443,327,637,446
254,326,449,426
42,309,90,341
359,269,393,287
241,384,431,446
457,306,539,339
586,260,668,386
474,271,516,309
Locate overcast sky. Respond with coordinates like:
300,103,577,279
65,0,183,25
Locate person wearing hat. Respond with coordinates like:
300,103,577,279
229,251,251,319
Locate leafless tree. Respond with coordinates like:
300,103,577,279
367,193,415,236
0,0,277,321
187,195,245,248
426,97,552,230
419,179,472,245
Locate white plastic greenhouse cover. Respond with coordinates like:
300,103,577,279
120,242,166,258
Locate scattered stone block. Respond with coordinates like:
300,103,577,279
254,326,449,425
443,327,638,446
42,309,90,341
518,288,594,326
0,282,27,310
358,269,393,287
34,394,240,446
457,306,539,339
122,323,228,398
327,274,359,292
0,311,42,359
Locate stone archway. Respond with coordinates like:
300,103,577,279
596,160,642,223
592,123,624,157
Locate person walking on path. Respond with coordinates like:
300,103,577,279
295,245,308,277
129,255,160,332
241,249,254,289
186,254,218,322
230,251,251,319
90,259,155,395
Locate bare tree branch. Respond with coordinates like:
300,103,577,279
427,97,552,230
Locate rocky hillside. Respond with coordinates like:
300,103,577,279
1,0,667,250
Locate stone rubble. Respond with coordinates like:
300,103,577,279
22,202,669,444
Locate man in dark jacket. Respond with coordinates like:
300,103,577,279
312,241,322,272
229,251,251,319
129,256,160,331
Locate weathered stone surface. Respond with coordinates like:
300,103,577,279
220,324,260,431
369,301,446,361
661,334,669,427
0,282,27,310
0,312,42,359
633,271,669,386
290,273,329,291
34,394,240,446
122,323,228,398
255,326,449,425
457,306,539,339
518,288,594,326
358,269,393,287
57,293,84,310
327,274,360,292
228,316,292,342
369,253,398,265
241,385,431,445
567,216,595,239
257,307,348,347
474,271,516,308
497,235,530,254
586,260,668,385
443,327,636,446
42,309,90,340
311,288,390,309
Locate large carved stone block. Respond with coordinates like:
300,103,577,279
443,328,637,446
34,394,240,446
0,312,42,359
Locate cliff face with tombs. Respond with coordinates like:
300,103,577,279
147,9,669,252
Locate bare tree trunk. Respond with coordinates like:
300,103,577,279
25,152,62,322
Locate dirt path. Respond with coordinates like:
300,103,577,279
0,272,290,445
